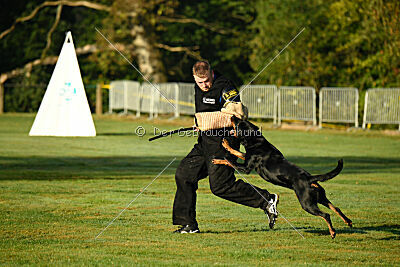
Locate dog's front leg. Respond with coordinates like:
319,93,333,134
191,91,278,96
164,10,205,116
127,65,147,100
212,158,234,168
222,139,245,160
212,158,254,174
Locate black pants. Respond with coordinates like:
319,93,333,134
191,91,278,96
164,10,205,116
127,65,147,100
172,136,272,226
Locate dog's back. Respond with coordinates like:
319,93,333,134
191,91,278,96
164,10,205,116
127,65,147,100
242,120,342,186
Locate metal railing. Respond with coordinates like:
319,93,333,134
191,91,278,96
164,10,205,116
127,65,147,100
109,81,195,117
319,87,359,128
108,80,399,130
240,85,277,124
158,83,179,117
177,83,195,115
362,88,400,130
109,80,140,115
278,86,316,125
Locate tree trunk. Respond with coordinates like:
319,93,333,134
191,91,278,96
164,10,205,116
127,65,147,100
131,25,167,83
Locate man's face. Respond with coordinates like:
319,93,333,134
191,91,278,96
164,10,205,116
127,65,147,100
194,71,213,92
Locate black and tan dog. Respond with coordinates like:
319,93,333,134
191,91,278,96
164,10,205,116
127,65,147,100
213,116,352,239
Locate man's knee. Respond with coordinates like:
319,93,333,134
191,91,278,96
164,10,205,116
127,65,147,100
209,180,231,197
175,164,201,191
175,165,187,184
210,185,225,197
208,165,235,197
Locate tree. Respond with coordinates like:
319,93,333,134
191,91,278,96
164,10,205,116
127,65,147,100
248,0,400,90
0,0,256,111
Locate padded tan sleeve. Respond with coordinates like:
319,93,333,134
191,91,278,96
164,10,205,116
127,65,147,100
221,102,249,120
194,112,233,131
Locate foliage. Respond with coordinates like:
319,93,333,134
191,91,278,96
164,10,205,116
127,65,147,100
249,0,400,90
0,0,398,113
159,0,256,85
3,66,50,112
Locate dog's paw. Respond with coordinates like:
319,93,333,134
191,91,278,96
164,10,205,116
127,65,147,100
329,228,337,239
331,231,336,239
212,159,223,165
222,138,230,149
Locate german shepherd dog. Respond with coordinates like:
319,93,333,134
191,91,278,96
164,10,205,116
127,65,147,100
213,116,352,238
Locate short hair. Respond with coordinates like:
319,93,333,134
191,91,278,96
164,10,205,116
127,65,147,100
192,61,212,78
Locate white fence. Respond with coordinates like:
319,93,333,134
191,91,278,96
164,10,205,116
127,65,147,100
109,80,140,115
319,87,359,127
177,83,195,115
278,86,316,125
109,81,195,117
108,81,399,130
240,85,277,124
140,83,160,118
362,88,400,130
158,83,179,117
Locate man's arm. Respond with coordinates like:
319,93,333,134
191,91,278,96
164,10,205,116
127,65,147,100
220,85,248,120
221,82,240,105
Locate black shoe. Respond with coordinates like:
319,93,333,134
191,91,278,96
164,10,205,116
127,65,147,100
173,224,200,234
264,194,279,229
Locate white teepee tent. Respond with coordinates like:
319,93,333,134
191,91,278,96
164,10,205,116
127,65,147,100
29,31,96,136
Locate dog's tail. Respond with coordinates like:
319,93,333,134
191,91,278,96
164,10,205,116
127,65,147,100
309,159,343,183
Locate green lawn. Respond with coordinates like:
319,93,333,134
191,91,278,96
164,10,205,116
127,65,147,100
1,113,399,266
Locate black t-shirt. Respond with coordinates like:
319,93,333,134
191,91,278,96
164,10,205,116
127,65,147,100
194,71,241,148
194,71,240,113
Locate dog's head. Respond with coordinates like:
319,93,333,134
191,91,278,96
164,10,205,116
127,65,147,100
231,116,261,145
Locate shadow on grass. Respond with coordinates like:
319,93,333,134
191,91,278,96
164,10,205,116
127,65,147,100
97,133,136,136
202,228,269,234
304,224,400,239
202,224,400,239
0,156,180,180
0,156,399,180
286,156,400,175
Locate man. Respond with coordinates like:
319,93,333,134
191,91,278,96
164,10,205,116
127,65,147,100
172,61,279,233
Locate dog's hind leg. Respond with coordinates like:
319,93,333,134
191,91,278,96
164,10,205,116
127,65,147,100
314,184,353,228
327,203,353,228
301,202,336,239
319,213,336,239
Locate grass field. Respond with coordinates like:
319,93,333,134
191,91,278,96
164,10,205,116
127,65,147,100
1,113,399,266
